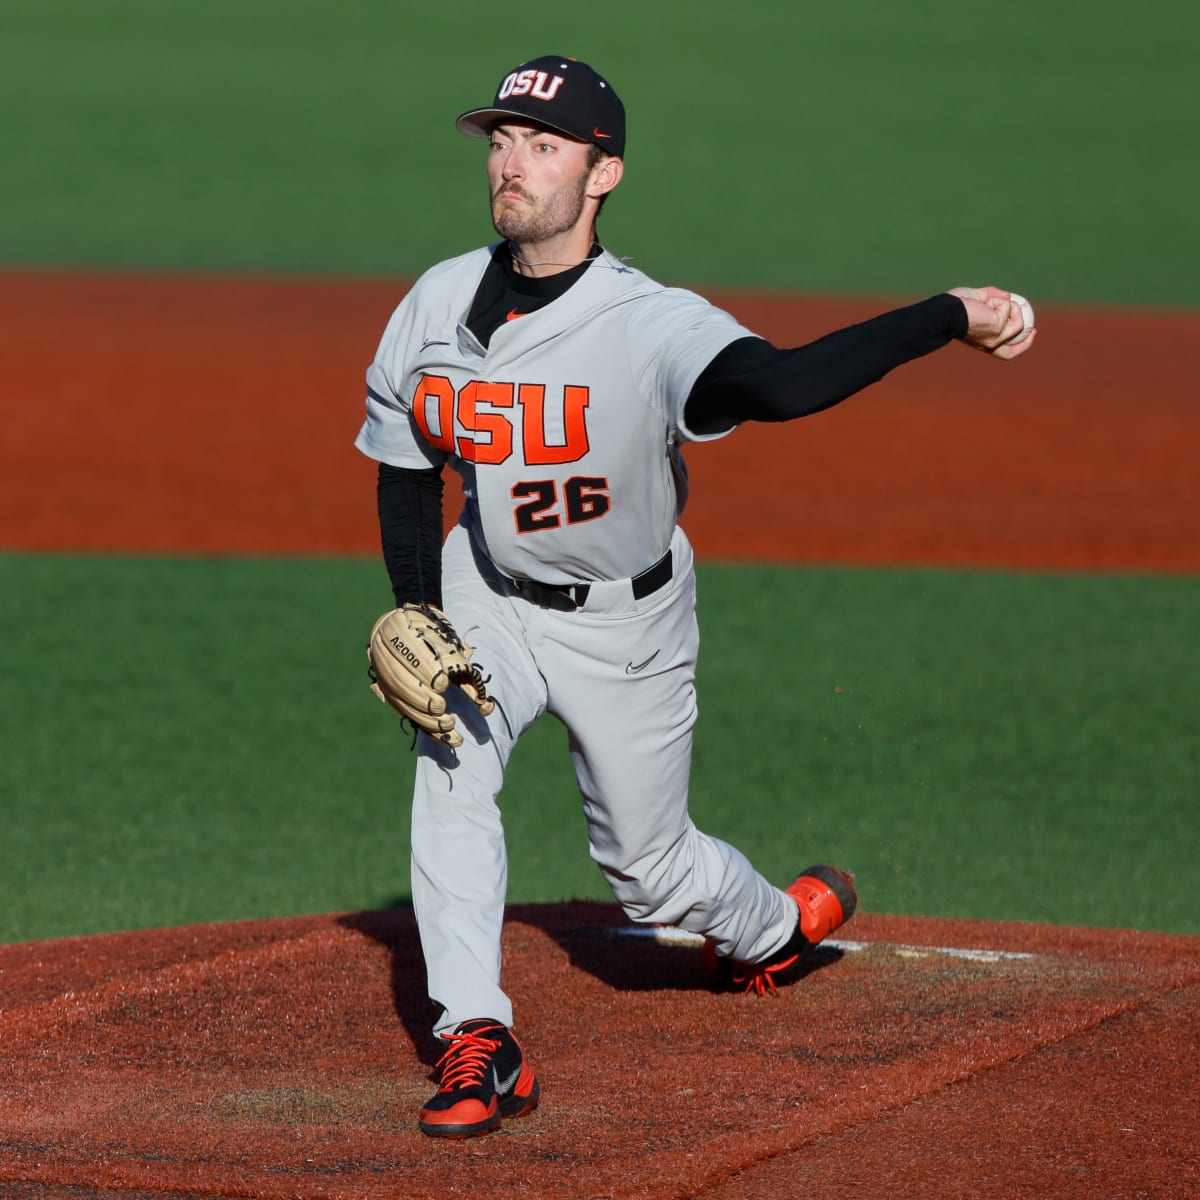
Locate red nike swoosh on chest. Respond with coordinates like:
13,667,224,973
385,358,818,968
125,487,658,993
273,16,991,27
506,308,523,321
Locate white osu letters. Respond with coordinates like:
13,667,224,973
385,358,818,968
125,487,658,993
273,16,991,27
498,70,565,102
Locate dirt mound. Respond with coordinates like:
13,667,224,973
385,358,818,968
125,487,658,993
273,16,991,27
2,904,1196,1199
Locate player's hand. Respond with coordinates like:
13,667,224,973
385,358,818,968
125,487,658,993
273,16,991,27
949,286,1037,359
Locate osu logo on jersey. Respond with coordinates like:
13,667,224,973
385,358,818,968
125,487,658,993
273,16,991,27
497,69,565,102
413,374,609,534
412,374,589,466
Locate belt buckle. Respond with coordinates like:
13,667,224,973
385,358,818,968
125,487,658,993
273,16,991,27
544,584,579,611
513,577,581,611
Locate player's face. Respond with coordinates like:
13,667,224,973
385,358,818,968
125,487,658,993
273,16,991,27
487,123,595,246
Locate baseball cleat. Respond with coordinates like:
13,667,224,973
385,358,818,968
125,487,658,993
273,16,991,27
787,864,857,945
418,1018,540,1138
705,864,857,995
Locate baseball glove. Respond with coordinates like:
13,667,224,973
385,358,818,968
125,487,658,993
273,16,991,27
367,603,495,748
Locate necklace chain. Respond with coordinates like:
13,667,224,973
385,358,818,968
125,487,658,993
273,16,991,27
509,250,590,270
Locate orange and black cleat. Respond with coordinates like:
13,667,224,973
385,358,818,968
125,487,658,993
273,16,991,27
705,864,858,995
418,1018,540,1138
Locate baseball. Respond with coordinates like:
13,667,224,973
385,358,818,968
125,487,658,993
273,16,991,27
1008,293,1035,345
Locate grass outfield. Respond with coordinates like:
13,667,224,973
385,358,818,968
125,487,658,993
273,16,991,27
2,553,1196,945
1,2,1197,305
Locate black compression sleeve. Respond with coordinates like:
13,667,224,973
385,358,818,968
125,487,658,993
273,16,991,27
376,462,445,608
684,293,970,435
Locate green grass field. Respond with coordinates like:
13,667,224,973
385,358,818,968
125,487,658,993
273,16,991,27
2,555,1196,944
1,5,1197,945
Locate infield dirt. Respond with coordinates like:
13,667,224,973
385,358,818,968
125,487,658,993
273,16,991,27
2,269,1197,571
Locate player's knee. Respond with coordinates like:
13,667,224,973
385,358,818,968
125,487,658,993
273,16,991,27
590,818,708,922
601,857,696,927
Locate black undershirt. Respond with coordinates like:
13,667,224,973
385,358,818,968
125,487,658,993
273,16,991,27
377,462,445,608
685,292,968,435
465,241,602,348
376,245,970,607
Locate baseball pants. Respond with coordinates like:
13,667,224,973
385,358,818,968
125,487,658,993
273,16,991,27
409,521,796,1033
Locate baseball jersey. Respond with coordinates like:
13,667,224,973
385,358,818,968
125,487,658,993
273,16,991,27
356,246,756,584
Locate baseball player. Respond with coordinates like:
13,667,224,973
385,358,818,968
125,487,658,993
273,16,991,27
356,54,1037,1139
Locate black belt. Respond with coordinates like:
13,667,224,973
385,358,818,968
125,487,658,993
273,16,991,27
509,549,673,612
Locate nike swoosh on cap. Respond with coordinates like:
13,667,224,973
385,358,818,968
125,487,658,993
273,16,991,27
593,128,611,138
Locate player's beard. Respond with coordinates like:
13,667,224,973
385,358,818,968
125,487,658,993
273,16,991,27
490,171,590,246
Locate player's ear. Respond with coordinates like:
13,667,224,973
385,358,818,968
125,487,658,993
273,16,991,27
589,154,623,198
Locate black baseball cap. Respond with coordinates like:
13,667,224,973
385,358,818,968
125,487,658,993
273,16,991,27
456,55,626,158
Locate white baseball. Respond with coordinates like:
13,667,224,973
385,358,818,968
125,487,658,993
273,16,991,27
1008,293,1035,345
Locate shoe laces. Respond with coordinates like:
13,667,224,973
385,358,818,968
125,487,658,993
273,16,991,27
731,951,802,996
433,1024,504,1091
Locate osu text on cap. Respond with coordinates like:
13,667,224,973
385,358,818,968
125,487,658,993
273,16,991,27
497,69,565,102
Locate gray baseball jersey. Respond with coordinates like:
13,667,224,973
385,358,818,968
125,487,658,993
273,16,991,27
356,246,755,584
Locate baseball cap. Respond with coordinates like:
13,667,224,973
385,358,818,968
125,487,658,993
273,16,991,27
456,55,626,158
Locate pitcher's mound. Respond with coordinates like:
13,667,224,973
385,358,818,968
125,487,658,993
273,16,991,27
2,904,1197,1199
